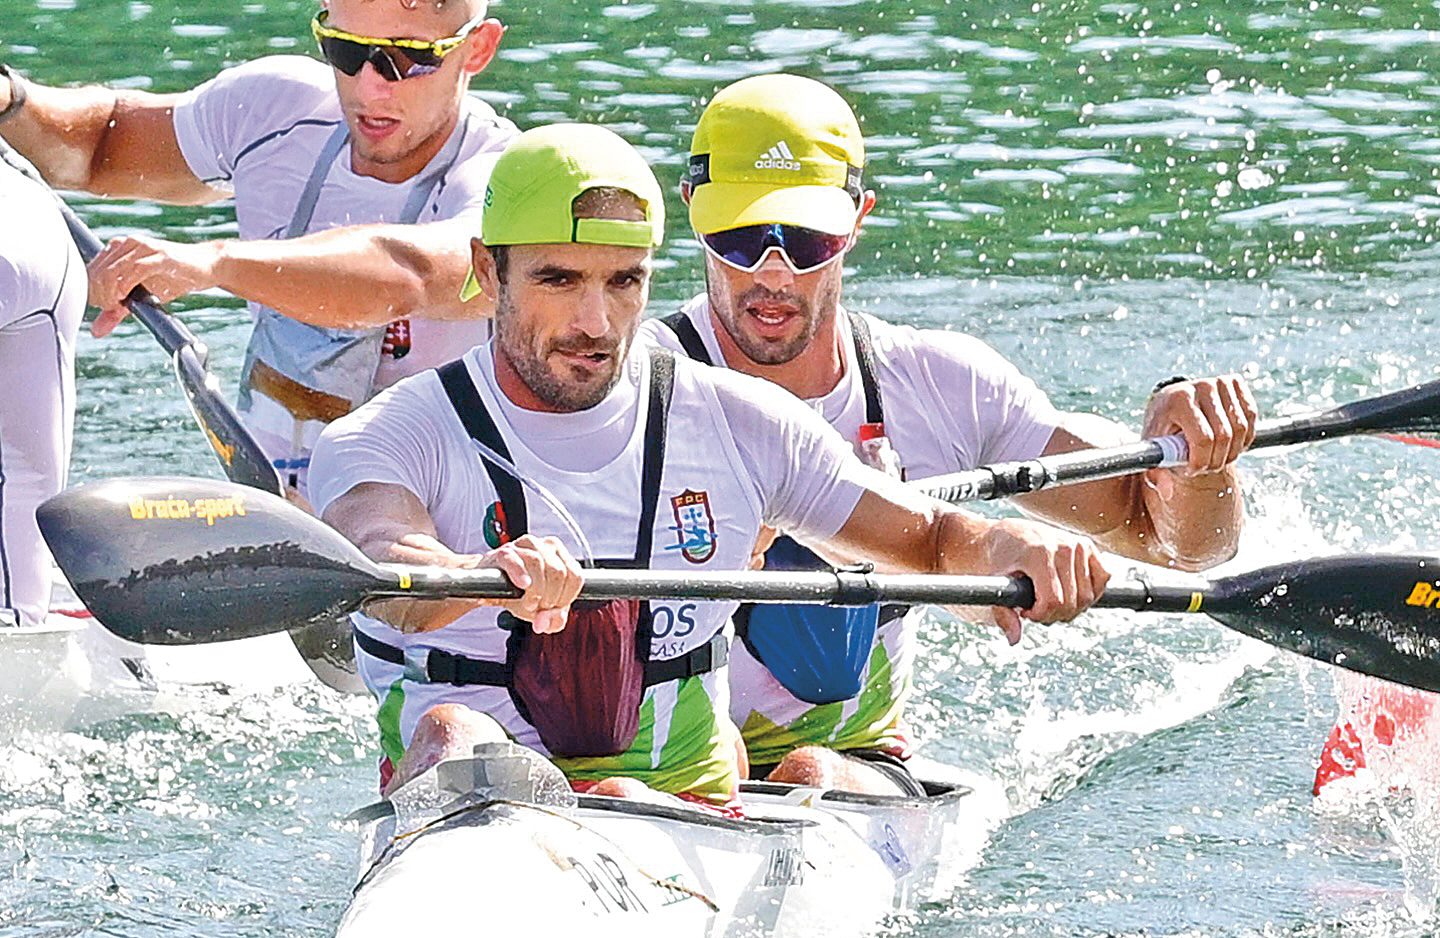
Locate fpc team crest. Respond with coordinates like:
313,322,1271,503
668,489,717,564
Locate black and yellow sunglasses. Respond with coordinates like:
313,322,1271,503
311,9,486,81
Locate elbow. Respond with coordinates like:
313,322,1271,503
1165,534,1239,573
377,236,438,320
384,272,430,323
1159,508,1244,573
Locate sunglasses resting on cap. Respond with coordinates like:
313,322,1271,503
311,8,486,82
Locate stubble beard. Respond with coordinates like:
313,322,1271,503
706,272,841,366
494,293,631,412
350,111,452,167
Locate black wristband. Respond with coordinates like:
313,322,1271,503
1151,374,1190,395
0,64,27,125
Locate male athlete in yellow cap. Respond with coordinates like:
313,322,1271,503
309,121,1113,811
642,74,1259,795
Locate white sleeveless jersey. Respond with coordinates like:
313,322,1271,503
309,340,873,798
640,299,1062,763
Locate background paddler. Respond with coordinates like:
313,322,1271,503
0,0,516,498
643,74,1260,796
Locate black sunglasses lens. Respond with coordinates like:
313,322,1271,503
392,48,443,75
704,225,848,270
319,36,370,76
321,37,442,81
703,227,769,268
779,228,849,269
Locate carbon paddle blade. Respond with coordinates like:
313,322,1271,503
1202,554,1440,693
37,477,388,644
1344,379,1440,436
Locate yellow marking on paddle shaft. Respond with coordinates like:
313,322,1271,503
1405,581,1440,609
398,572,412,590
128,495,247,526
205,426,236,467
1187,592,1204,613
189,409,236,467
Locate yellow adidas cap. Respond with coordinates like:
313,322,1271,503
687,74,864,237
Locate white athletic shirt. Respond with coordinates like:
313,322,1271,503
0,158,86,628
0,165,82,331
172,55,516,389
640,296,1061,477
308,341,879,764
639,297,1063,763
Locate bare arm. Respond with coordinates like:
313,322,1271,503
0,76,218,203
1016,377,1256,571
88,220,493,336
213,219,488,325
322,481,582,634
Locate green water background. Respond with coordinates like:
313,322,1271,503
4,0,1440,934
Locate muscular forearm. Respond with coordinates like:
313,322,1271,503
1,78,212,202
1021,465,1242,570
1137,468,1243,570
325,485,478,632
213,224,489,326
359,531,482,633
1020,409,1247,571
825,483,996,575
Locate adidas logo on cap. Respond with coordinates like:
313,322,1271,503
754,140,802,172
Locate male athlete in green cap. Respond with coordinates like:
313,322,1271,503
309,122,1113,810
643,74,1259,796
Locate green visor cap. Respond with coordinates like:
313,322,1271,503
460,123,665,301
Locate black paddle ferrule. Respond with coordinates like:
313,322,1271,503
988,459,1053,499
832,567,882,606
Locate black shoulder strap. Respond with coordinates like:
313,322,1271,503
439,354,672,562
633,348,675,562
437,360,529,540
660,310,713,366
847,311,884,425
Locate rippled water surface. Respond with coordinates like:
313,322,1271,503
3,0,1440,935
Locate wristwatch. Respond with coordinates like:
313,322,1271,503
0,64,28,125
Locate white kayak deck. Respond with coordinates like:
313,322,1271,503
338,743,989,938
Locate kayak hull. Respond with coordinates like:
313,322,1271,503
338,745,979,938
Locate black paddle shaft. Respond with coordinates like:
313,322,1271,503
37,477,1440,695
918,378,1440,503
55,205,283,495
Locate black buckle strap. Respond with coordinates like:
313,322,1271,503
847,311,884,425
356,626,725,687
438,358,528,540
354,627,509,686
425,649,508,686
644,633,728,687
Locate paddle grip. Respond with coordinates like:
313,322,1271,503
918,434,1189,504
55,202,205,359
0,137,209,360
